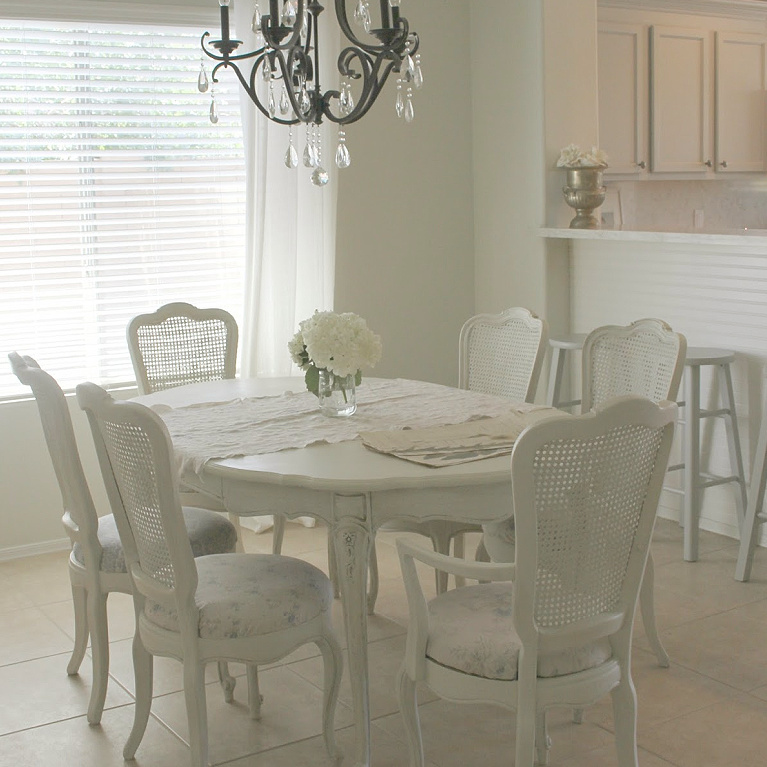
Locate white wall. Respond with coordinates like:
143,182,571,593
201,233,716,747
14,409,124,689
334,0,475,388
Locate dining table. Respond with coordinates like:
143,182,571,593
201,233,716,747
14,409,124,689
133,376,562,767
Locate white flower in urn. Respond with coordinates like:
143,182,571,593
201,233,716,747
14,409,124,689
556,144,608,168
289,310,382,396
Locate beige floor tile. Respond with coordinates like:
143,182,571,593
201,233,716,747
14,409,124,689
0,605,74,667
39,590,137,646
639,691,767,767
289,634,438,721
107,637,247,698
0,549,73,606
375,699,615,766
556,744,675,766
0,653,133,735
0,704,188,767
149,663,355,765
0,571,35,614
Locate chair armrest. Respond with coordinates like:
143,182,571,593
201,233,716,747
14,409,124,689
396,538,515,583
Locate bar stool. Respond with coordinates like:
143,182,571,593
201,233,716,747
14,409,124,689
546,332,587,409
672,348,747,562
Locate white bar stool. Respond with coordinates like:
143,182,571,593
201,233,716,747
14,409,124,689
671,348,747,562
546,332,587,410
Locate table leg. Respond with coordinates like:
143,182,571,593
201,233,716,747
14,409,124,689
331,494,372,767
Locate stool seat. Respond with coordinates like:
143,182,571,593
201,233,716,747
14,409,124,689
550,333,587,351
685,348,736,366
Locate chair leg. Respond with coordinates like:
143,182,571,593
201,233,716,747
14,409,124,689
272,514,286,554
123,627,153,760
228,512,245,553
639,553,670,668
610,667,639,767
328,531,340,598
247,665,262,720
318,634,343,760
430,528,452,594
217,661,236,703
396,667,424,767
535,711,550,766
453,533,466,589
86,590,109,725
183,662,209,767
67,581,88,676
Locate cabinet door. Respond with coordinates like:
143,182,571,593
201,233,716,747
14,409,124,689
651,26,711,173
716,32,767,173
598,22,649,175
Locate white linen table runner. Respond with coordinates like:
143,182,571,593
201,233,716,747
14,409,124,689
153,378,559,474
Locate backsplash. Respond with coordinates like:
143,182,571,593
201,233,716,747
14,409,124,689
608,178,767,232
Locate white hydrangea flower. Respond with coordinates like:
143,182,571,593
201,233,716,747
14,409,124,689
288,310,382,386
556,144,608,168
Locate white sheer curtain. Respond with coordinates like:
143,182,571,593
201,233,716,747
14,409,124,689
232,0,337,379
231,0,338,531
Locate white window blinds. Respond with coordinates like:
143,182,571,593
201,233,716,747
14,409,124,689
0,17,246,398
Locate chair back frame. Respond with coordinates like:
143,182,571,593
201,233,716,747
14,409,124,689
127,301,238,395
458,307,549,402
581,318,686,412
8,352,102,569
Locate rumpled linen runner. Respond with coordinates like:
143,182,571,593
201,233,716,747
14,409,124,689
154,378,559,474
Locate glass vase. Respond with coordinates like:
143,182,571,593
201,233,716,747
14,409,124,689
318,370,357,417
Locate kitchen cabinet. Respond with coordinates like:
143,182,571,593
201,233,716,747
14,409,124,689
598,15,767,177
650,25,711,173
598,22,649,175
715,31,767,173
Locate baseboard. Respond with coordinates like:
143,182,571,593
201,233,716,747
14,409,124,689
0,537,70,562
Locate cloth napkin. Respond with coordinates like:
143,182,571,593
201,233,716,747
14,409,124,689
360,407,567,467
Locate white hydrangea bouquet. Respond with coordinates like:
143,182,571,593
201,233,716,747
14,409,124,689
288,310,382,396
556,144,608,168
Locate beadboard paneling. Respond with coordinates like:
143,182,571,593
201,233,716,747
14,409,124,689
571,237,767,542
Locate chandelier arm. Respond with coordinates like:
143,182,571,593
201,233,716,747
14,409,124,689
334,0,410,56
321,50,397,124
201,31,268,63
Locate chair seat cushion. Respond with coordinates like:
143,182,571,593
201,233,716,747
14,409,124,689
425,583,612,681
72,507,237,574
144,554,333,639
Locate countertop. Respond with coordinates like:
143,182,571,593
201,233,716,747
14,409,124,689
540,227,767,247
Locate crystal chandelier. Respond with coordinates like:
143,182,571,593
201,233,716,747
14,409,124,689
199,0,422,186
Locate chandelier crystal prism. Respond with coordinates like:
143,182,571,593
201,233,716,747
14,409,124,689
200,0,422,184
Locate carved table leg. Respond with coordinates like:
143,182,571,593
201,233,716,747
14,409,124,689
331,494,372,767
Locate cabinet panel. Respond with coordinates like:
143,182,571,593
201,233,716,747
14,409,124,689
598,23,649,175
716,32,767,173
651,26,711,173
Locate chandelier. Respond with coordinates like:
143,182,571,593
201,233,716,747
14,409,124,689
199,0,422,185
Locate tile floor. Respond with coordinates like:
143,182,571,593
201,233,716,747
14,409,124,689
2,518,767,766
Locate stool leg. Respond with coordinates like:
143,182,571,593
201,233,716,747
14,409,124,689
736,410,767,581
719,363,747,529
684,365,701,562
547,347,566,409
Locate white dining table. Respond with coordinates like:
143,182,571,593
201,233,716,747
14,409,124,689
134,376,555,767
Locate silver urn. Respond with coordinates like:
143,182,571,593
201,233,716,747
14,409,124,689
562,167,606,229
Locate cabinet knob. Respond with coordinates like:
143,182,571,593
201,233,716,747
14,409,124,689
720,160,728,168
705,160,713,168
637,160,646,169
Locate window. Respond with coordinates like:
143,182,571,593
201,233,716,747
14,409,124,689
0,16,246,398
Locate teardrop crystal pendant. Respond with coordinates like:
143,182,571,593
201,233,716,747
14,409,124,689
268,87,276,118
197,62,209,93
279,86,290,116
402,54,415,82
414,54,424,89
303,143,315,168
395,83,404,118
285,137,298,169
282,0,297,26
209,95,219,124
404,88,415,123
311,166,330,187
299,86,311,115
335,142,351,169
262,55,272,81
251,4,262,31
354,0,371,32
